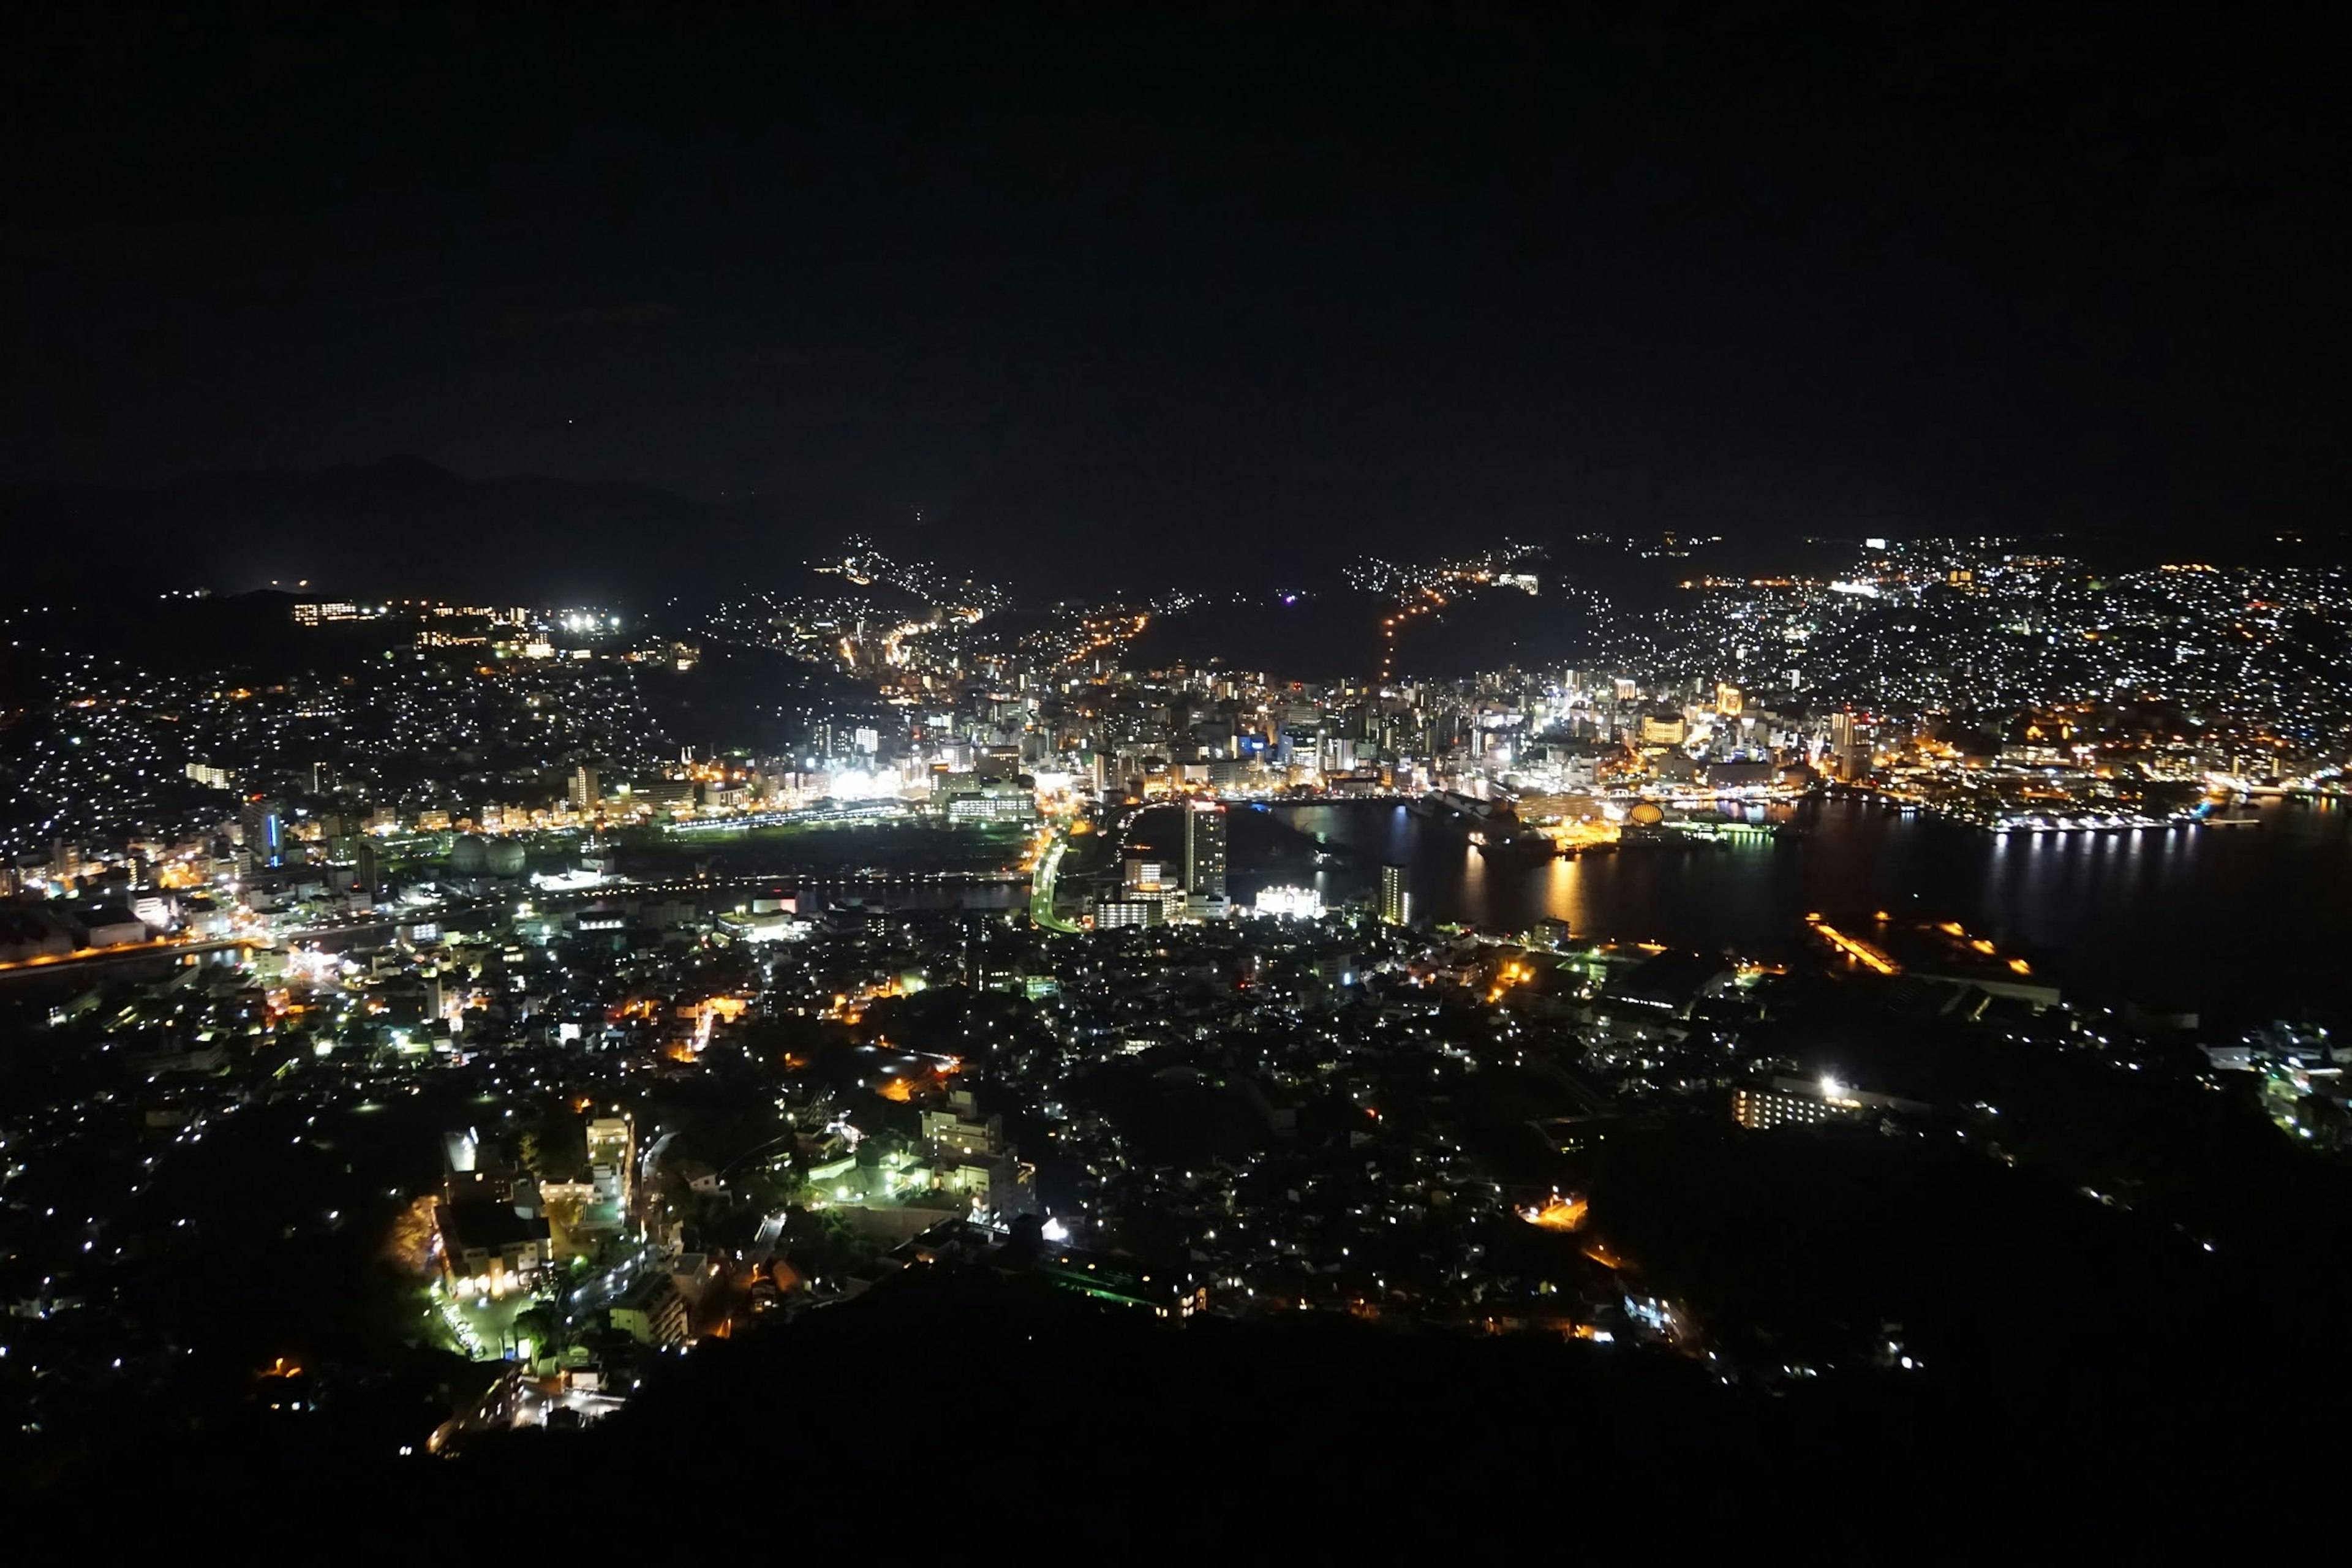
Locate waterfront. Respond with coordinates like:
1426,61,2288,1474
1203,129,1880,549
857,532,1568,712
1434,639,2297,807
1262,797,2352,1016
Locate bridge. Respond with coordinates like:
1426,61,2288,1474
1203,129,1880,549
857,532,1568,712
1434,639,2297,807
0,934,265,982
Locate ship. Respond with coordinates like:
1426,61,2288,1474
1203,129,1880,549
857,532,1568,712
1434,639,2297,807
1415,790,1519,834
1415,789,1556,862
1473,829,1559,863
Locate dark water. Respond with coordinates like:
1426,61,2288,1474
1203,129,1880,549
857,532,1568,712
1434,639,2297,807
1258,797,2352,1016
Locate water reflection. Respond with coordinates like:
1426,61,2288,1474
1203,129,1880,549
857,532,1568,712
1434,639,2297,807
1262,796,2352,1011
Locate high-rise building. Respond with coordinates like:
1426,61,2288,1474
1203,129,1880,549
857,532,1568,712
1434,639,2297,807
1827,712,1868,782
1379,862,1411,925
1183,800,1227,900
239,797,285,872
569,764,600,812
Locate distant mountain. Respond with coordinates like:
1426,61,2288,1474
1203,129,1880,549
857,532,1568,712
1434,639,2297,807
935,458,2331,598
4,455,2301,614
0,458,898,608
936,461,1561,600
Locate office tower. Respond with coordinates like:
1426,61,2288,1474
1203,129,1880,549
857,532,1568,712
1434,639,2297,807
569,763,600,812
1827,712,1868,782
239,797,285,872
1380,862,1411,925
1183,799,1227,900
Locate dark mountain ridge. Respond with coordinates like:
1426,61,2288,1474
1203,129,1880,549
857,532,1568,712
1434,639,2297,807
0,458,895,609
6,456,2324,614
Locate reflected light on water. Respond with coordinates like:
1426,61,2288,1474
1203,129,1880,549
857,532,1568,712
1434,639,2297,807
1264,796,2352,1011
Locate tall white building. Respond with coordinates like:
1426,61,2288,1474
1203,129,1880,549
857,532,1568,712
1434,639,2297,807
1183,800,1227,900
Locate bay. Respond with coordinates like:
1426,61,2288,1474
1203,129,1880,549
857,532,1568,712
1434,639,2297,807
1256,797,2352,1018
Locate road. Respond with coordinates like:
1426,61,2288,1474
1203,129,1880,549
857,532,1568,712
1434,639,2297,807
1030,833,1081,932
0,934,262,982
563,1241,663,1326
746,1210,789,1269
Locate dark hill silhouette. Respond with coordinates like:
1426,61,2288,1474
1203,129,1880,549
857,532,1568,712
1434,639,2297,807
17,1260,2270,1543
4,454,2307,615
0,458,897,608
1125,584,1608,682
937,459,1556,601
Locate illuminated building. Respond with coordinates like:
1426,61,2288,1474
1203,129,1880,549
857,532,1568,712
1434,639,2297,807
568,763,599,811
944,784,1038,824
1732,1076,1931,1129
238,796,285,873
1828,712,1868,782
610,1274,689,1346
1184,799,1228,901
1254,884,1322,919
1379,862,1411,925
1117,858,1185,921
433,1198,552,1295
1732,1082,1850,1130
291,600,383,626
586,1115,634,1213
922,1095,1003,1158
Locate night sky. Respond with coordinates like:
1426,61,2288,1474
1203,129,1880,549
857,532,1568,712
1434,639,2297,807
3,6,2344,554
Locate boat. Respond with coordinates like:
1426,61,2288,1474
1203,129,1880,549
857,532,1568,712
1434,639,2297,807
1420,790,1525,834
1474,831,1558,863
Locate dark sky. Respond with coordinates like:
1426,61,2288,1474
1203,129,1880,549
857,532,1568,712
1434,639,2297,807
2,4,2345,548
